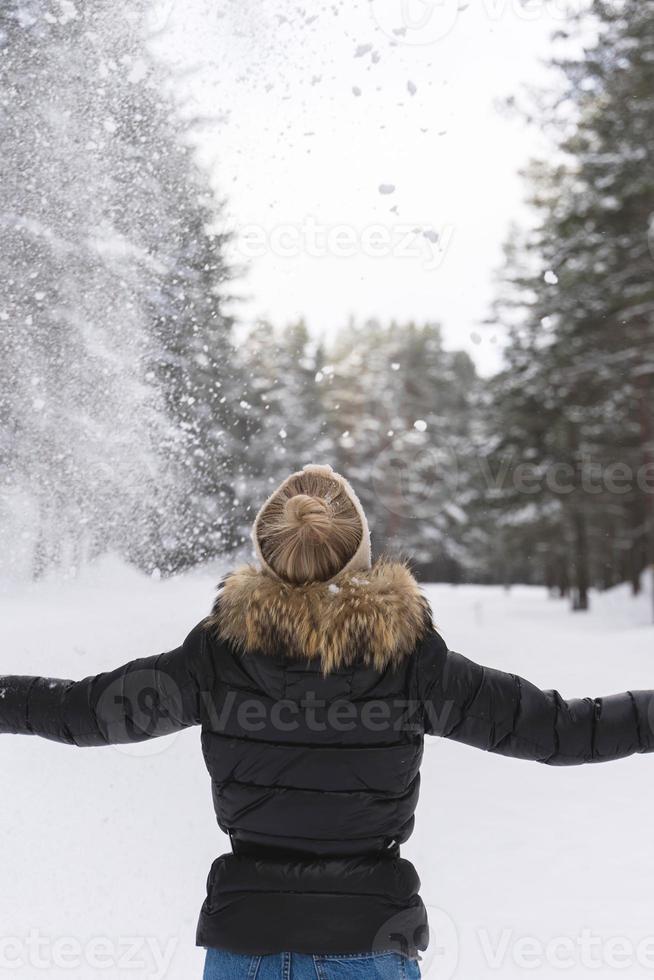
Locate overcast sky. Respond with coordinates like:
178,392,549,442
152,0,580,375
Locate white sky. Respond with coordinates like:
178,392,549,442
151,0,579,375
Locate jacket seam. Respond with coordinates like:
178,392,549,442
540,690,560,764
225,827,405,843
627,690,644,752
443,663,486,738
203,731,422,752
214,776,420,798
24,676,39,735
203,887,418,900
590,697,601,760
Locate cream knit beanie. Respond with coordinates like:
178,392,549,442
251,463,372,581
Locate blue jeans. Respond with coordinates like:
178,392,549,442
203,949,421,979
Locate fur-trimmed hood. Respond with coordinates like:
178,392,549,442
208,559,431,673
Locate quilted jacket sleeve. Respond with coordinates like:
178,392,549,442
419,630,654,764
0,622,210,747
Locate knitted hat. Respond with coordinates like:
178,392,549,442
251,463,372,582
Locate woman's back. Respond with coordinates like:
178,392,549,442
198,559,431,956
2,462,653,978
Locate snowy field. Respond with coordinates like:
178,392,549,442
1,560,653,980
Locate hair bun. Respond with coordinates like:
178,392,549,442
284,494,332,541
255,471,364,583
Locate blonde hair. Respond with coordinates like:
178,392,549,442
255,471,363,584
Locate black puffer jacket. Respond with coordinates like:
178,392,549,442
1,560,653,956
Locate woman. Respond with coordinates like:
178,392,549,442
1,462,652,980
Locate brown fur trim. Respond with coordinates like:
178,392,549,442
208,559,431,672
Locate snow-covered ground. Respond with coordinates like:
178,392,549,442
1,559,653,979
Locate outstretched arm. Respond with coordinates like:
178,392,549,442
419,630,654,764
0,623,210,747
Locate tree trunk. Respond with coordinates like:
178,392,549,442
570,506,590,611
634,342,654,620
628,528,642,596
32,525,48,581
630,560,642,596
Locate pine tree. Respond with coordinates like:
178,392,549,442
239,319,332,531
326,320,480,580
0,0,240,578
489,0,654,610
0,0,170,578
